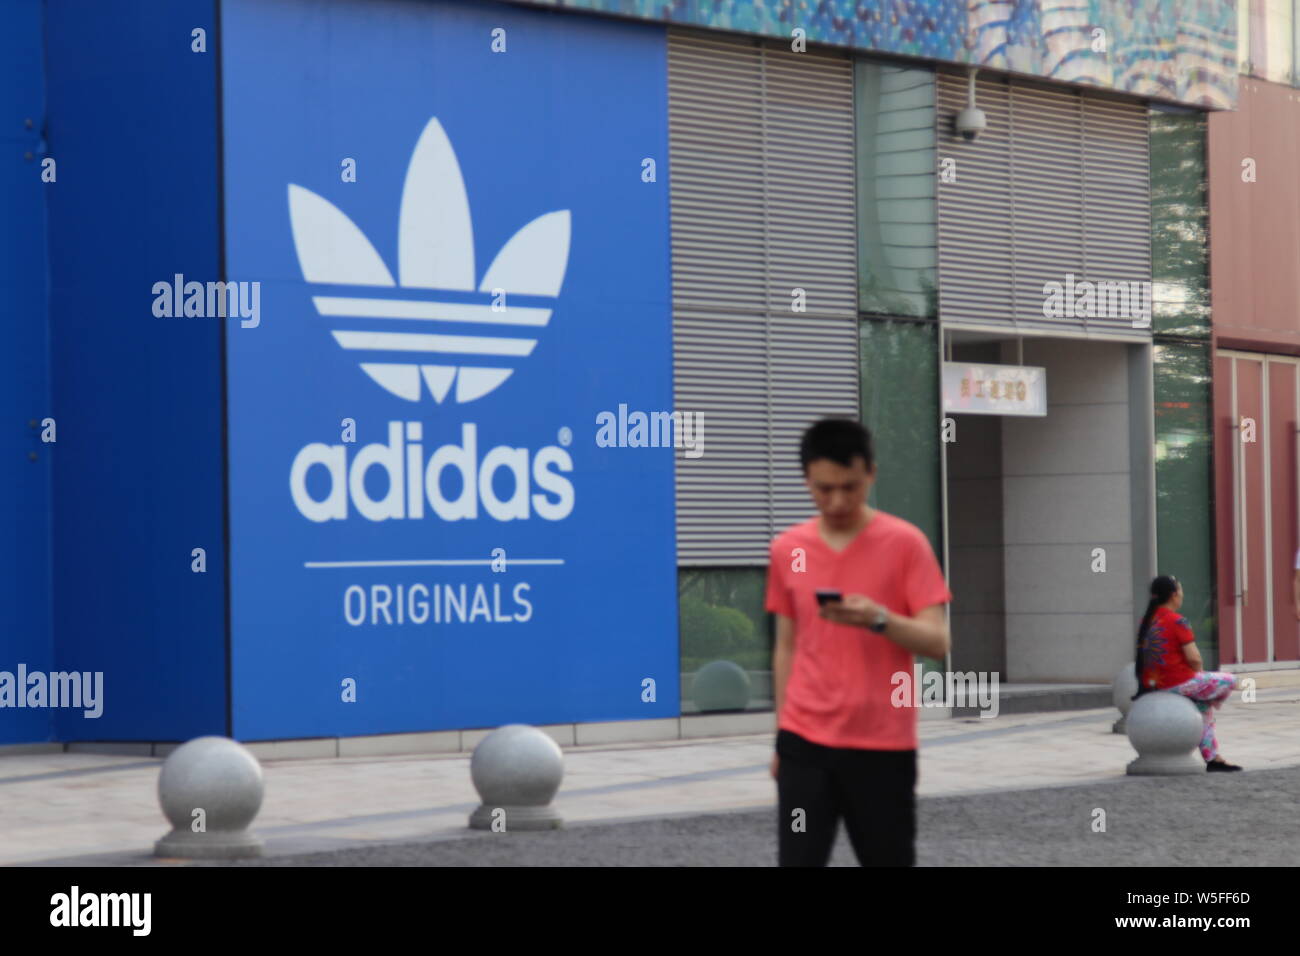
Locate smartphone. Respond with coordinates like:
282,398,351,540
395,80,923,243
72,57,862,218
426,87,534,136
815,589,843,606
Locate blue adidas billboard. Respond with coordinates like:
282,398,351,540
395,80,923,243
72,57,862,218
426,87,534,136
221,0,677,738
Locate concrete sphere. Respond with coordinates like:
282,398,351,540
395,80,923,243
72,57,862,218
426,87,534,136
470,724,564,808
1112,662,1139,716
1125,690,1205,775
155,736,264,858
692,660,752,712
158,736,264,832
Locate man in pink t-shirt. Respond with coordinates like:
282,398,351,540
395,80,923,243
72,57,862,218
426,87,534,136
765,418,952,866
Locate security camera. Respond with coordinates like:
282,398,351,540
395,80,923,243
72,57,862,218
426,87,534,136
954,67,986,142
954,107,986,141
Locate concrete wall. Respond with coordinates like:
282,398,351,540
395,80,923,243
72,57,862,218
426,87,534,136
947,342,1006,676
999,338,1142,682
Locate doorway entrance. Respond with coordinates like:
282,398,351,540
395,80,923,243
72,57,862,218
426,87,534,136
942,331,1154,683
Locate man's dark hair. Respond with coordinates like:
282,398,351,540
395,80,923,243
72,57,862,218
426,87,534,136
800,418,874,473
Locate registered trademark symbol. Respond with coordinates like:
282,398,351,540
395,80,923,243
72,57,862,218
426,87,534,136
557,427,572,447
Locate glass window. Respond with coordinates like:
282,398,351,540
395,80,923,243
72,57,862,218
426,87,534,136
678,568,771,714
1153,342,1216,666
859,318,942,550
1149,110,1209,338
1239,0,1291,79
1238,0,1253,74
1263,0,1294,83
859,317,945,676
1294,0,1300,85
855,61,937,318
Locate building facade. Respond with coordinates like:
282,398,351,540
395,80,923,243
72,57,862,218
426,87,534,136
1206,0,1300,670
1,0,1244,746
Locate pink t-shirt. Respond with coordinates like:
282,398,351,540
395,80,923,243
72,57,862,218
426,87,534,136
765,510,952,751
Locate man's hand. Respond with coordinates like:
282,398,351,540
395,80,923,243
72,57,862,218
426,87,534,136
819,593,880,629
821,598,949,659
770,752,779,780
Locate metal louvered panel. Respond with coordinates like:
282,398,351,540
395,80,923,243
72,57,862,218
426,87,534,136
936,75,1014,327
1009,84,1087,334
769,314,860,534
762,48,857,317
673,309,770,566
1080,95,1152,335
669,31,859,566
937,72,1151,337
668,35,767,315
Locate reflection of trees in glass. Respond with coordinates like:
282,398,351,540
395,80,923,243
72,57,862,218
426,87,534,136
860,274,924,318
1150,110,1213,659
1149,112,1209,338
919,273,938,320
1154,341,1216,664
860,272,941,320
860,318,944,675
678,568,769,672
859,319,941,556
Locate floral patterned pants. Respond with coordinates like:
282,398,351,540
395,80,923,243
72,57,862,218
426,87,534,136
1165,672,1236,761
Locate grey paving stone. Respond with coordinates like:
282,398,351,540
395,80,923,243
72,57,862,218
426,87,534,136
194,763,1294,867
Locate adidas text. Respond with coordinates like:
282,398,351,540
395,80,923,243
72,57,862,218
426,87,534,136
290,422,575,522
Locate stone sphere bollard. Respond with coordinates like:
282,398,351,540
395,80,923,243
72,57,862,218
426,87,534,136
693,660,752,712
155,736,265,858
1125,691,1205,775
469,724,564,831
1112,662,1138,734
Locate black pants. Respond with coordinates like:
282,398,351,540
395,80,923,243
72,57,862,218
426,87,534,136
776,729,917,867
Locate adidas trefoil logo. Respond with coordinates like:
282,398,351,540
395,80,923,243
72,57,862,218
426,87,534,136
287,117,571,404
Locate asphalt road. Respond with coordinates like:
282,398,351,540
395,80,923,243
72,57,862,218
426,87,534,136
200,764,1298,866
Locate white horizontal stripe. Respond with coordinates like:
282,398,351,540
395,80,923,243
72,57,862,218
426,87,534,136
313,296,552,327
305,559,565,568
332,330,536,357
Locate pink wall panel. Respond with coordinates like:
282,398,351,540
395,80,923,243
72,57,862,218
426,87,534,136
1238,358,1269,662
1215,353,1239,664
1209,79,1300,355
1268,360,1300,660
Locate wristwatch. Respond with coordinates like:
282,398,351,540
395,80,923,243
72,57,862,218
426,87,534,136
867,608,889,633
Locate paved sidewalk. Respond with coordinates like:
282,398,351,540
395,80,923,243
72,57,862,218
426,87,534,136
5,675,1299,866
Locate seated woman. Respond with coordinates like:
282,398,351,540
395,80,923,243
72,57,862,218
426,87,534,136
1133,575,1243,772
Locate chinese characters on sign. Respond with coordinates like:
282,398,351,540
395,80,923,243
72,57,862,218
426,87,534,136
941,362,1046,417
960,377,1027,401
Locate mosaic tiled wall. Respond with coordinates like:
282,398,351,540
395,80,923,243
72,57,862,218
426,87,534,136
517,1,1239,108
